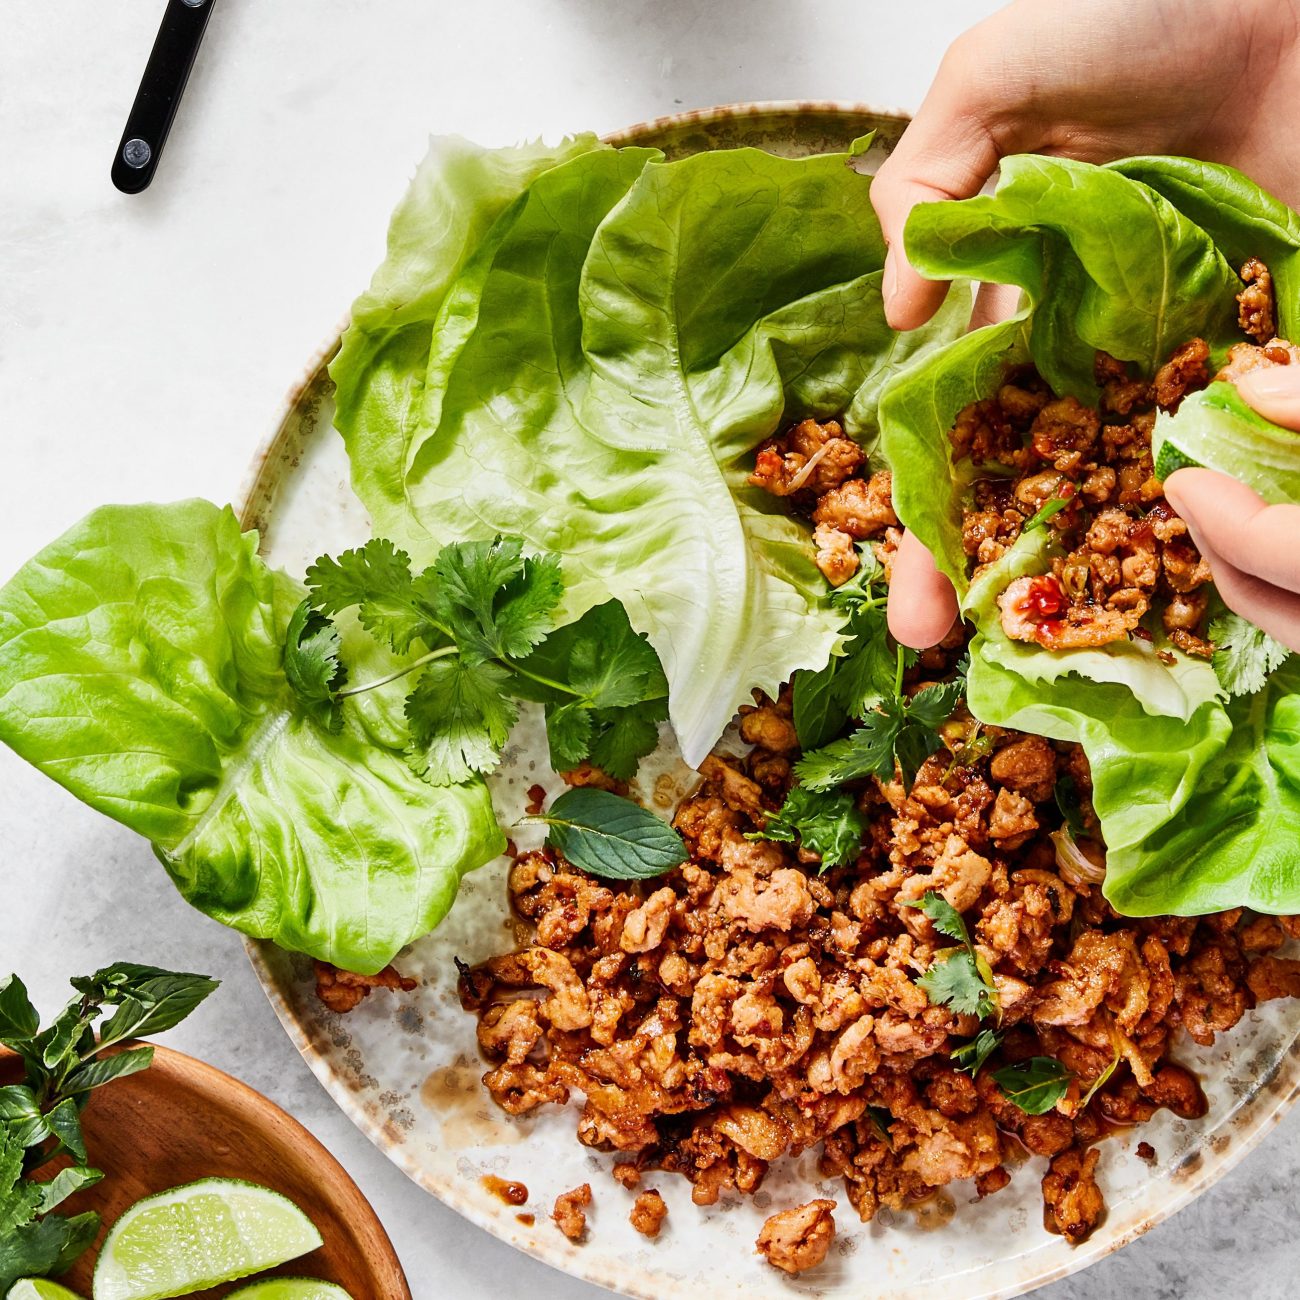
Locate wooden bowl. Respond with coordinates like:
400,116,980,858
3,1044,410,1299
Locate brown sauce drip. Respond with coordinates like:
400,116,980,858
482,1174,529,1206
516,1212,536,1226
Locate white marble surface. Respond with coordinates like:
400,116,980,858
1,3,1297,1297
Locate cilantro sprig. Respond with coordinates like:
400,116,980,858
0,964,217,1290
287,536,668,786
902,891,999,1021
747,785,866,871
1210,611,1292,697
790,549,910,749
795,651,968,791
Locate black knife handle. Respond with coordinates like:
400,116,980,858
111,0,216,194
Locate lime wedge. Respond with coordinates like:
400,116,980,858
226,1282,353,1299
91,1178,323,1300
6,1282,87,1300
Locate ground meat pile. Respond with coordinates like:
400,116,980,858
458,420,1300,1266
447,266,1300,1272
943,260,1297,657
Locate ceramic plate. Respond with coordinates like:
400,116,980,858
238,102,1300,1300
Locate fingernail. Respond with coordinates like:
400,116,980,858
1236,365,1300,401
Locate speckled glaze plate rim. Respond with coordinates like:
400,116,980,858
235,100,1300,1300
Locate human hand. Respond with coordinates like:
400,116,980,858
1164,369,1300,653
878,0,1300,648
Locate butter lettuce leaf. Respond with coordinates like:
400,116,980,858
0,501,503,973
970,652,1300,915
881,154,1300,916
335,140,964,764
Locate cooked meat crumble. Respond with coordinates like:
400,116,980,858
629,1189,668,1238
313,960,416,1014
755,1199,836,1274
552,1183,592,1242
452,259,1300,1264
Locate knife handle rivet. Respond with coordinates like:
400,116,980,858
179,0,207,7
122,138,153,169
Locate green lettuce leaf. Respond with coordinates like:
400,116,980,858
1153,380,1300,503
970,652,1300,915
0,501,503,973
334,138,965,765
880,154,1300,916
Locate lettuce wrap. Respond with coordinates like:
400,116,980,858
879,156,1300,915
331,135,966,766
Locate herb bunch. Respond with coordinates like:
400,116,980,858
287,536,669,786
0,964,218,1289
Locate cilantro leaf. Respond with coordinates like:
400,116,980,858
993,1057,1073,1114
433,538,564,661
283,601,347,733
791,665,844,750
833,612,900,718
952,1028,1002,1076
893,723,945,787
900,891,971,945
588,698,668,780
545,701,594,771
750,785,865,870
306,538,443,653
904,668,967,729
514,602,667,709
404,657,519,784
1211,611,1292,696
794,710,902,790
917,951,998,1018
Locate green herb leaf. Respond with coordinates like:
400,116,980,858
432,538,565,662
0,1125,43,1234
541,788,687,880
404,657,519,784
749,785,866,870
993,1057,1073,1114
900,891,971,945
791,666,845,750
866,1105,893,1147
0,1088,48,1149
0,976,39,1043
1079,1048,1121,1108
38,1165,104,1215
952,1028,1002,1076
1211,612,1293,697
62,1045,155,1097
917,951,998,1019
587,698,668,781
94,970,221,1048
544,701,595,771
0,1209,101,1293
283,600,347,733
43,1099,86,1163
1023,490,1073,533
305,537,443,654
795,710,902,790
832,613,900,719
1054,775,1088,839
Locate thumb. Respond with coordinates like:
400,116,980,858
871,45,1003,331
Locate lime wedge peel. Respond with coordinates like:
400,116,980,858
226,1282,353,1299
92,1177,323,1300
6,1282,87,1300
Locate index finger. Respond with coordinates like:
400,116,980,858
1163,468,1300,595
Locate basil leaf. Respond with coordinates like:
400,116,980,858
38,1165,103,1215
791,666,845,751
43,1099,87,1163
993,1056,1073,1114
61,1046,155,1097
541,788,687,880
952,1028,1002,1076
0,976,39,1043
0,1088,48,1149
96,972,220,1049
